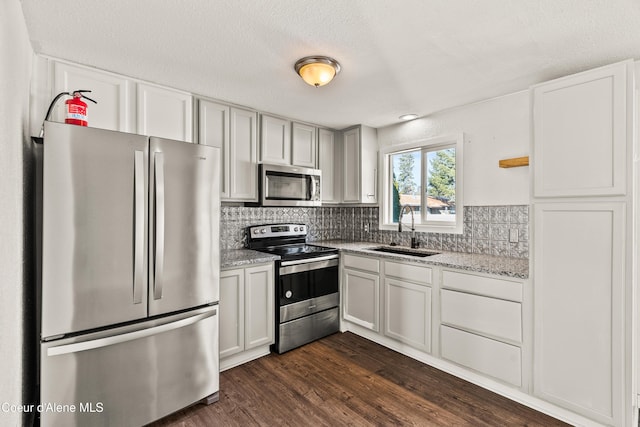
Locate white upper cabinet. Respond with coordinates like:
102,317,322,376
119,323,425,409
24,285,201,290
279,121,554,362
51,61,193,142
318,128,341,203
230,107,259,201
342,125,378,203
531,60,632,198
260,115,320,169
198,100,258,201
291,122,317,168
260,114,291,165
137,83,193,142
198,99,231,198
52,61,134,133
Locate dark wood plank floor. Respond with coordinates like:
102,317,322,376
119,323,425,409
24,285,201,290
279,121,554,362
150,332,569,426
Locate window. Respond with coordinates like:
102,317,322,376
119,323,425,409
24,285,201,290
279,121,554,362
380,134,463,234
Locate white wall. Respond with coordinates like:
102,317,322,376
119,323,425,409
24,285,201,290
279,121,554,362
0,1,33,425
377,91,530,206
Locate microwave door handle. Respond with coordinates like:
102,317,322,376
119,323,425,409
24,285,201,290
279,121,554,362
309,175,316,201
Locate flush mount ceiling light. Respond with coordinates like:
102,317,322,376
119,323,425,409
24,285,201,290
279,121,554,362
294,56,341,87
399,114,419,121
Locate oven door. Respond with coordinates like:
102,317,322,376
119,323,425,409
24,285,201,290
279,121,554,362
260,164,321,206
278,254,339,306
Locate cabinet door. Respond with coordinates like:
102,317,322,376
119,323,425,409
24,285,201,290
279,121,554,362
342,127,361,203
342,268,379,331
532,60,631,198
318,128,340,203
383,279,431,352
199,100,231,198
220,269,244,359
291,122,317,168
360,125,378,203
244,264,274,349
533,202,625,425
229,107,258,201
53,62,133,132
260,114,291,165
137,83,193,142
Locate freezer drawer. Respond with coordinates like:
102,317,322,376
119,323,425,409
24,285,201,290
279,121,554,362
40,306,219,427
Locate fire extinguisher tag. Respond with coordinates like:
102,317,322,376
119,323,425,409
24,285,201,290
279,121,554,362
65,97,89,126
67,104,87,118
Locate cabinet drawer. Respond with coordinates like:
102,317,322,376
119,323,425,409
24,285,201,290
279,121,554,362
441,326,521,387
441,290,521,343
384,261,432,284
343,254,380,273
442,270,522,302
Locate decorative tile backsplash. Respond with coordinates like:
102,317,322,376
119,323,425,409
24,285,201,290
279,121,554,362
220,205,529,259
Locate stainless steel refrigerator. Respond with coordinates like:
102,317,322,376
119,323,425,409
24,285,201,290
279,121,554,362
36,121,220,426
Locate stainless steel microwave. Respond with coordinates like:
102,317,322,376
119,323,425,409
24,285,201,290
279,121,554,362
259,163,321,207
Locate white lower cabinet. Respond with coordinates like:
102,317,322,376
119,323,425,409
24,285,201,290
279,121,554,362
341,257,527,389
342,268,380,331
440,326,522,387
220,263,274,369
383,260,432,352
440,270,524,387
384,278,431,352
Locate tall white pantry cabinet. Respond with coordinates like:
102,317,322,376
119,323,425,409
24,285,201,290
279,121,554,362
530,60,636,426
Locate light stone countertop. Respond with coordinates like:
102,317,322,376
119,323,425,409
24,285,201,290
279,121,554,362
317,240,529,279
221,249,280,269
221,242,529,279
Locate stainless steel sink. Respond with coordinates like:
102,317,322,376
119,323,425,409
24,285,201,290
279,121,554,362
366,246,440,257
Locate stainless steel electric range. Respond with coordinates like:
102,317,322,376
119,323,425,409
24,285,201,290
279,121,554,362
246,223,340,353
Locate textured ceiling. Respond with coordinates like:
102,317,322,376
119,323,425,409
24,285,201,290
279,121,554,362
19,0,640,129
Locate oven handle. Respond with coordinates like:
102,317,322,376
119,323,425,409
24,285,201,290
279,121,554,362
280,254,339,267
280,255,339,275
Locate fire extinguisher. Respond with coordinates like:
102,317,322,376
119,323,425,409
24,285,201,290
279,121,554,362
64,90,97,127
39,90,98,137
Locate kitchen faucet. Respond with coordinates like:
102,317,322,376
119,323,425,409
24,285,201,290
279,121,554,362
398,204,419,249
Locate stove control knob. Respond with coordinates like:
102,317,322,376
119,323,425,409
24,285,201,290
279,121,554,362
260,228,267,234
300,226,305,232
253,229,259,235
285,290,293,299
293,227,299,232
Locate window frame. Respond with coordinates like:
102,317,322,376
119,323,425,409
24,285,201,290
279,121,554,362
379,133,464,234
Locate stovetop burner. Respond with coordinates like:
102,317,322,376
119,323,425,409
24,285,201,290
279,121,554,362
259,243,337,259
245,223,338,261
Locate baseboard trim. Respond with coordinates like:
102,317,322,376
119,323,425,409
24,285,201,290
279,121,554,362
220,345,271,372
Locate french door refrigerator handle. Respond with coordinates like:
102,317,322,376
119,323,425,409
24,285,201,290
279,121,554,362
46,308,217,357
133,150,145,304
153,152,165,300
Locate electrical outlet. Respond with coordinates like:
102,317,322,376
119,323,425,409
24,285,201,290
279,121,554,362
364,223,370,232
509,228,519,243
